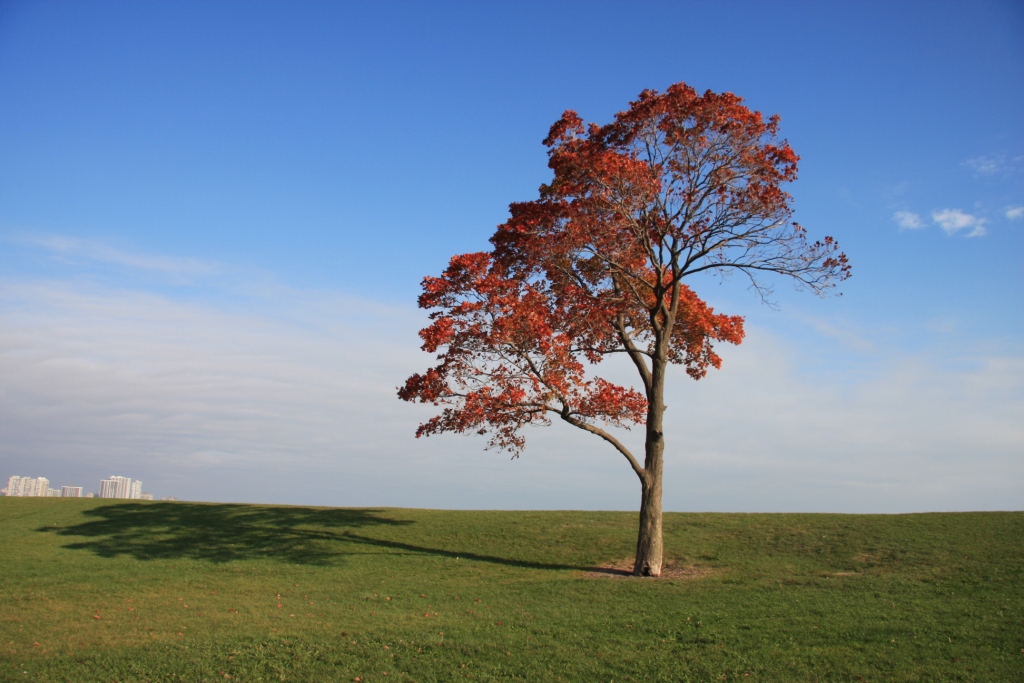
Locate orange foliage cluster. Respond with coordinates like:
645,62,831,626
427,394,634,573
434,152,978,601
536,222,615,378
400,83,847,456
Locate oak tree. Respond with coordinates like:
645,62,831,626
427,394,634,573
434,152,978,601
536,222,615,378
399,83,849,576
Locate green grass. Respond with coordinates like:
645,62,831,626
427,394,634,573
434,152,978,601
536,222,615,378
1,499,1021,682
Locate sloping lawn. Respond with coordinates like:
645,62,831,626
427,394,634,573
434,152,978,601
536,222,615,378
1,498,1021,682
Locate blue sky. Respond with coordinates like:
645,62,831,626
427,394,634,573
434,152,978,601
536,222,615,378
1,1,1021,510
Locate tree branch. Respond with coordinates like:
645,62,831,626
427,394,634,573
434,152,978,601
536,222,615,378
558,409,646,482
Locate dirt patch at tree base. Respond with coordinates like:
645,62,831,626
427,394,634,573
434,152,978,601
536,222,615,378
583,559,716,580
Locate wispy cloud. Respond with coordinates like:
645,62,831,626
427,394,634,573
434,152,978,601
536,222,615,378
791,312,877,354
18,235,220,276
1006,206,1024,221
893,211,925,230
932,209,987,237
963,153,1020,176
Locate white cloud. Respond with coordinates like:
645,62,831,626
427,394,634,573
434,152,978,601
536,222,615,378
790,312,876,354
964,154,1005,175
964,153,1021,176
1006,206,1024,220
932,209,987,237
893,211,925,230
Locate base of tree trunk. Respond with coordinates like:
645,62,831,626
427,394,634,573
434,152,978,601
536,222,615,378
633,474,664,577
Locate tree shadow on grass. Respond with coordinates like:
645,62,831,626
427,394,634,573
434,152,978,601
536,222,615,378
339,533,594,572
39,502,413,566
37,502,590,571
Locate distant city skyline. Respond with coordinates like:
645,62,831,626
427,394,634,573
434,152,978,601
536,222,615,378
3,474,154,500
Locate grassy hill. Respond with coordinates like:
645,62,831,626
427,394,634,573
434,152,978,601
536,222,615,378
1,498,1021,682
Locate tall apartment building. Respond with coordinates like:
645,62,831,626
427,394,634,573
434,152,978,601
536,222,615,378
61,486,83,497
100,476,129,498
3,476,50,497
99,476,142,499
3,475,21,496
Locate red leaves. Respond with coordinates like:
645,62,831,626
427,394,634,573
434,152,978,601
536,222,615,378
401,81,847,463
398,242,738,455
576,379,647,426
669,287,745,379
401,247,659,454
543,110,585,147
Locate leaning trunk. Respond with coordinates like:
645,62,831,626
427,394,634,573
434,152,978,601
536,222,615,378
634,355,666,576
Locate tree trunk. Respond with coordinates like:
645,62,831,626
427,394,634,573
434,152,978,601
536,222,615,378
634,356,666,577
633,459,663,576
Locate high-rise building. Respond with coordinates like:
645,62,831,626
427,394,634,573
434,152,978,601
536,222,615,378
99,476,139,499
61,486,83,498
130,480,142,499
100,477,127,498
4,475,23,496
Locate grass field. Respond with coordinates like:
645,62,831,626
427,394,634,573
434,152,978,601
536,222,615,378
1,498,1021,682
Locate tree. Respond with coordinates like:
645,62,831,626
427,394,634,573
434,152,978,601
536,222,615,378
399,83,850,576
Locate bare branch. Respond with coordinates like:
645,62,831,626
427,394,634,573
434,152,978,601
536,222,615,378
558,409,646,482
